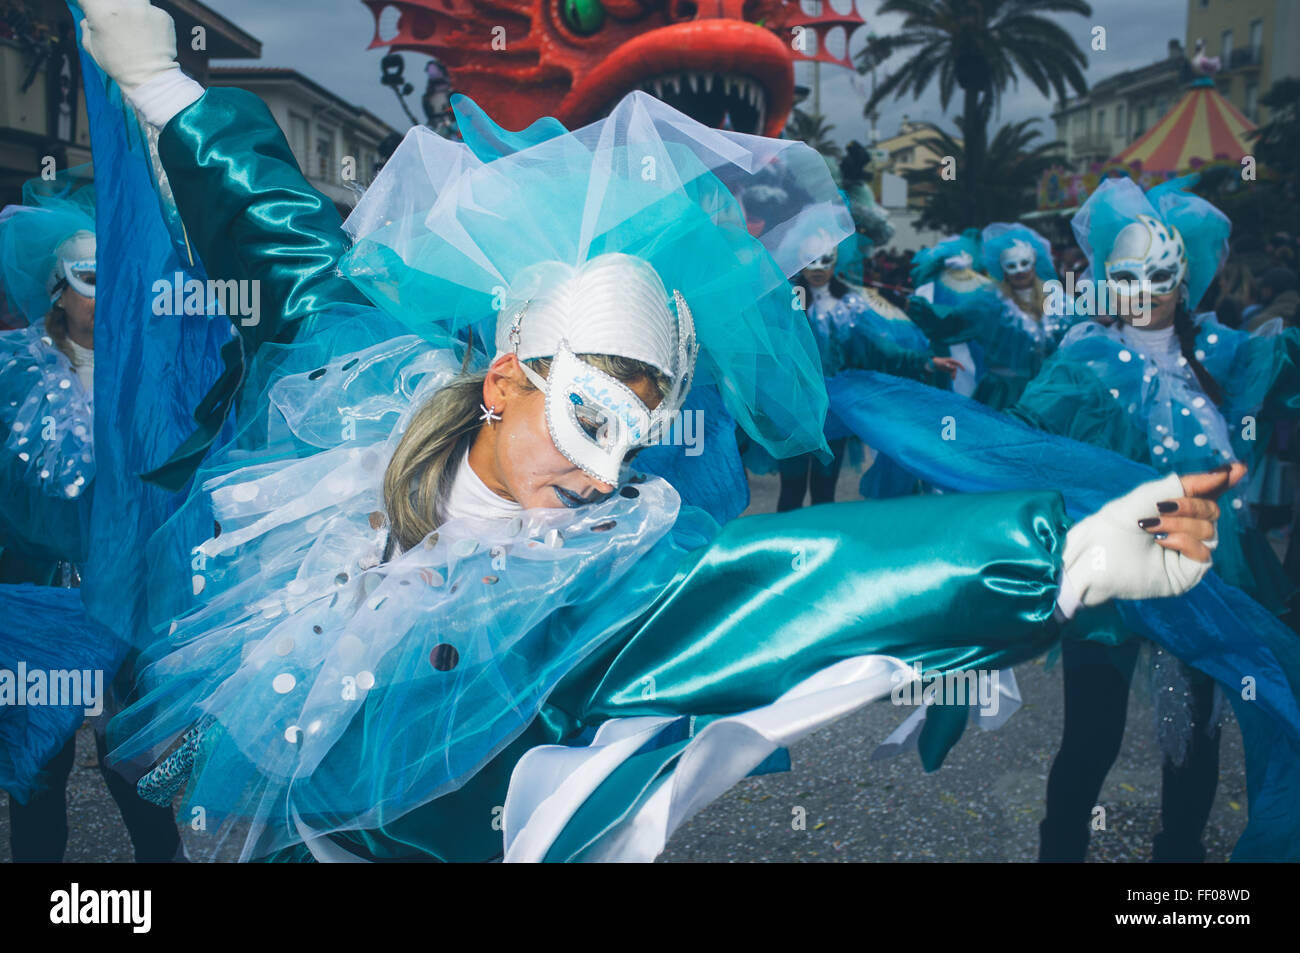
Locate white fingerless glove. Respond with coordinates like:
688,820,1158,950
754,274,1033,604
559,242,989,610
80,0,202,127
1057,472,1212,618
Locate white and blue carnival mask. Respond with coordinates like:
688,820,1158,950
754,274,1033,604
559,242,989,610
999,239,1036,278
49,230,97,301
1105,214,1188,297
496,254,697,487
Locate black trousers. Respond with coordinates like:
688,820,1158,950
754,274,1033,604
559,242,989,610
777,437,849,512
8,726,182,863
1039,637,1220,862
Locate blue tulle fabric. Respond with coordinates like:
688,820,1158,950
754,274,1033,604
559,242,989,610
0,326,94,498
825,370,1300,861
0,171,95,325
341,91,853,462
0,584,126,801
1072,174,1229,311
909,230,983,288
0,325,94,562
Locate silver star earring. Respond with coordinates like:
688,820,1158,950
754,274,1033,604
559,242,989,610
479,403,502,425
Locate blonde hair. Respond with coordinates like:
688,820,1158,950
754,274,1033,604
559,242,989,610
1000,278,1046,321
382,352,672,553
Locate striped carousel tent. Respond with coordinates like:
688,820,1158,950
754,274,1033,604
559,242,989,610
1110,77,1257,176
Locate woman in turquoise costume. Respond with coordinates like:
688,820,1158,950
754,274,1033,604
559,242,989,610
1006,174,1300,861
907,232,1000,402
776,234,960,510
0,173,183,861
79,0,1246,863
978,221,1080,407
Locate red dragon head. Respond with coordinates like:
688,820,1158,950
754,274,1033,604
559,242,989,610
362,0,864,137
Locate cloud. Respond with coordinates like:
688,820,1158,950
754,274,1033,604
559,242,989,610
208,0,414,131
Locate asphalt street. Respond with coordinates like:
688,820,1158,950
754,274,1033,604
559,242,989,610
0,461,1251,863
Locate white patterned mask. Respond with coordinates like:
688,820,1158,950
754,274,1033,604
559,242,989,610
508,289,697,486
1106,215,1187,296
1000,240,1036,278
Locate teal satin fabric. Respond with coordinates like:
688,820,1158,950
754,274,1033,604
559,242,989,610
284,489,1067,862
145,90,368,489
552,490,1066,722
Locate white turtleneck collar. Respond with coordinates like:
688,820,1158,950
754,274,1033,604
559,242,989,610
64,338,94,393
1119,322,1180,359
443,449,523,522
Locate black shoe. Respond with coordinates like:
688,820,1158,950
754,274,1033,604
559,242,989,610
1038,817,1090,863
1151,831,1206,863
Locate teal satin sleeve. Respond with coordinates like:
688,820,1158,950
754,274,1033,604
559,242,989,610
144,89,369,489
159,88,366,345
551,489,1068,723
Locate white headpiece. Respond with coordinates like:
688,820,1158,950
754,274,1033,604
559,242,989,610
494,253,697,486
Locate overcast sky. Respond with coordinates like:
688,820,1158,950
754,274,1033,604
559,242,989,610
206,0,1190,144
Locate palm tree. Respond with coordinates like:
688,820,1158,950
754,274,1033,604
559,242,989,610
784,108,843,161
859,0,1090,186
905,118,1064,231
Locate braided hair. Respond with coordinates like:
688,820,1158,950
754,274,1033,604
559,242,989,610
1172,297,1224,406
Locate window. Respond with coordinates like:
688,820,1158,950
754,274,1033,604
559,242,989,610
288,113,310,169
1096,110,1105,136
316,128,336,181
1115,104,1125,136
1135,105,1147,136
1250,19,1263,57
1245,80,1259,121
1221,29,1233,64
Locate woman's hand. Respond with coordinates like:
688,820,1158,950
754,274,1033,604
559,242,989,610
1139,463,1247,563
1058,463,1246,615
80,0,179,93
929,356,965,378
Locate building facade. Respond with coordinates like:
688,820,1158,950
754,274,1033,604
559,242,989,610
0,0,259,204
1050,39,1193,173
1186,0,1300,124
873,117,959,207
